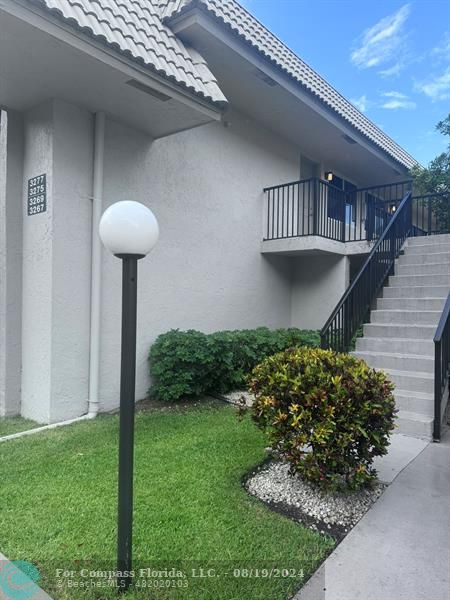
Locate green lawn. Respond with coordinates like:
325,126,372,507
0,416,39,437
0,403,334,599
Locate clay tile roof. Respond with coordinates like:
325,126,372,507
34,0,228,105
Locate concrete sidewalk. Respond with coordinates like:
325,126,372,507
295,434,450,600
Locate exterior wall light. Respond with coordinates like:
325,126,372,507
99,200,159,592
325,171,333,182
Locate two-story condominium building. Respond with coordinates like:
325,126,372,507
3,0,448,439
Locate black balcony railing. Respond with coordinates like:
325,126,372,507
346,180,413,242
434,293,450,441
320,191,413,352
263,178,413,244
263,178,346,241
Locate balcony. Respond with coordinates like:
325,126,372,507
261,179,413,256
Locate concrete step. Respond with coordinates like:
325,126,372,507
397,262,450,276
406,233,450,246
363,323,436,340
383,368,434,394
354,350,434,374
382,285,449,299
355,336,434,356
396,410,433,439
370,310,441,326
398,251,450,265
377,297,446,311
389,274,450,287
394,390,434,417
352,233,448,441
406,242,450,255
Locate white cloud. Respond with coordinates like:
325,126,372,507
383,91,408,99
351,95,369,112
415,67,450,101
431,33,450,61
380,91,416,109
381,99,416,109
379,62,405,77
351,4,411,69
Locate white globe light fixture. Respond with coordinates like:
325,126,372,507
99,200,159,258
99,200,159,591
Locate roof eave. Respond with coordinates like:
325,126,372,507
13,0,227,116
164,2,418,172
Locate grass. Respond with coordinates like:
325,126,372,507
0,402,334,599
0,416,39,437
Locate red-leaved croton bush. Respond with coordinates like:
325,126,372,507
249,347,396,492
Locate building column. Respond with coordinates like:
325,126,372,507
0,110,24,417
21,100,93,423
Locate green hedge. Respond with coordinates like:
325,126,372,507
149,327,320,402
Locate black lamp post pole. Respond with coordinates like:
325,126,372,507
116,254,141,592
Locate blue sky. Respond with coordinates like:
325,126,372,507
239,0,450,165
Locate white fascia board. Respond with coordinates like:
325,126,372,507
170,9,408,174
0,0,223,121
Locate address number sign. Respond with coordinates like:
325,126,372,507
28,174,47,216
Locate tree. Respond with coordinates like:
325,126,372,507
410,114,450,232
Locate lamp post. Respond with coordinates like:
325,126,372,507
99,201,159,592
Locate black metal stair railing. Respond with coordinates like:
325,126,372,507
434,293,450,441
320,191,413,352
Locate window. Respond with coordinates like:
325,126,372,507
327,175,356,223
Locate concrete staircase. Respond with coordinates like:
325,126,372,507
354,233,450,439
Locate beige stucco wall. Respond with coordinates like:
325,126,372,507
98,110,299,411
290,254,350,330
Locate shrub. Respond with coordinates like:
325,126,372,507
249,347,396,491
148,330,213,402
149,327,320,402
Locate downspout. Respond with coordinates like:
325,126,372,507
88,111,106,417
